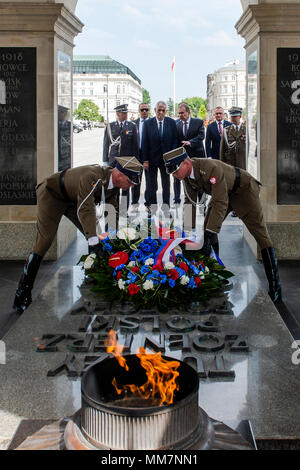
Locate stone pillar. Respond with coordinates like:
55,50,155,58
236,0,300,259
0,1,83,260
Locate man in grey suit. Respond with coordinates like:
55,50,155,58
102,104,139,209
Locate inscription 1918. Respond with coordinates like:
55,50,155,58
0,48,37,205
277,48,300,205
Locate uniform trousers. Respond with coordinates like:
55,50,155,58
145,160,170,207
204,178,272,249
34,182,84,257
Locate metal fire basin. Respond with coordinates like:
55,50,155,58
66,355,215,450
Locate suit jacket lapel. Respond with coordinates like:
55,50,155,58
186,119,193,139
152,117,159,138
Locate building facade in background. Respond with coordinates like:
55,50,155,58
73,55,143,122
207,60,246,118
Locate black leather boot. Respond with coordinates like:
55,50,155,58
261,246,282,303
13,253,43,314
212,241,219,257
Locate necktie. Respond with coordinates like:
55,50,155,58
159,121,163,138
218,122,222,137
183,121,188,138
120,122,123,131
139,120,144,147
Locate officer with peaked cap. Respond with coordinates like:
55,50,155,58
103,104,139,167
13,157,143,314
220,106,246,170
163,148,282,303
103,104,139,209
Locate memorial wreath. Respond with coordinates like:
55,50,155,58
79,222,234,313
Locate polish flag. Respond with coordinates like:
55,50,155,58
171,57,175,71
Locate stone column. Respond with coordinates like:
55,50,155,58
236,0,300,259
0,1,83,260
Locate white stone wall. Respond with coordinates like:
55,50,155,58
206,61,246,117
73,72,143,122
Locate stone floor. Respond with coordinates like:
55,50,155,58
1,217,299,341
1,127,299,342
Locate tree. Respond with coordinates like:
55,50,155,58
181,97,207,118
167,97,174,117
73,99,104,122
142,88,151,105
198,103,208,120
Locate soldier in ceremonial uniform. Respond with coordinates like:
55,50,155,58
13,157,143,314
103,104,139,209
220,107,246,170
163,148,281,303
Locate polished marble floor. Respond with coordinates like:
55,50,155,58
1,222,299,340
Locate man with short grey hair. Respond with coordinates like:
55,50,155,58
142,100,178,214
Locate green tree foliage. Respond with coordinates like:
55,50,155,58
142,88,151,105
73,99,104,122
198,103,208,120
181,97,207,118
167,97,174,117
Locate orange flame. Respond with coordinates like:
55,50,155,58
104,330,129,371
106,330,180,406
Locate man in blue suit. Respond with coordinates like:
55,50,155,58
174,102,206,204
142,101,178,213
131,102,150,212
205,106,231,160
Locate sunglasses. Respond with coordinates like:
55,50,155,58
140,108,149,112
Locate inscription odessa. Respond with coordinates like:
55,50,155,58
0,48,37,205
277,49,300,204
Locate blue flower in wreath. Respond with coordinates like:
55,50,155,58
141,265,150,275
160,274,167,284
139,237,158,254
127,272,138,283
102,240,113,252
168,279,176,288
190,264,200,275
113,264,125,277
187,277,197,289
175,267,186,277
130,250,143,262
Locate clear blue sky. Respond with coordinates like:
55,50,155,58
74,0,244,107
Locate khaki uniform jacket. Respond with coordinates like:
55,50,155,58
43,165,118,239
220,124,246,169
183,158,272,249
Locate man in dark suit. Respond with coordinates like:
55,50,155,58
142,101,178,214
131,102,150,212
103,104,139,210
174,102,206,205
205,106,231,160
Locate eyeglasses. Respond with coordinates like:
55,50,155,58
140,108,149,112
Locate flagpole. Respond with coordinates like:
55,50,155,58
173,56,176,117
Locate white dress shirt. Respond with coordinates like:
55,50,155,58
181,117,191,136
216,119,224,132
156,117,164,134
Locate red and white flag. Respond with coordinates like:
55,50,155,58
171,57,175,71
